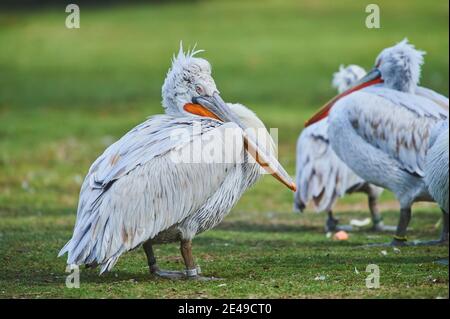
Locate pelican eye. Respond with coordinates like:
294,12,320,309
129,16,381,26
195,85,204,95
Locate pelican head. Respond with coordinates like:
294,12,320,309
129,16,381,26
332,64,367,94
162,43,296,192
305,39,425,127
162,44,218,116
374,39,425,93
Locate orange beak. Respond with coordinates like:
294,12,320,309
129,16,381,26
183,103,221,121
305,68,384,127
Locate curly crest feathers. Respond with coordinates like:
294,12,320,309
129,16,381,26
332,64,367,93
376,38,426,92
162,42,215,115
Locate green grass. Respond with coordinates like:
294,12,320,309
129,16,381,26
0,0,448,298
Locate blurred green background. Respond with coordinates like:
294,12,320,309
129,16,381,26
0,0,448,298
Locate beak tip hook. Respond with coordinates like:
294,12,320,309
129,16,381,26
290,183,297,192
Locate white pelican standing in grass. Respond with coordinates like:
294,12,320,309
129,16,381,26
294,65,391,232
59,45,296,279
305,39,449,246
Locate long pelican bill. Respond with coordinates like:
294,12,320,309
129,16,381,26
183,103,221,121
189,93,297,192
242,131,297,191
304,68,384,127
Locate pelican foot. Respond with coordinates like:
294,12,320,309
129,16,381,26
361,238,448,248
435,259,449,266
390,236,449,246
151,269,187,280
359,241,406,248
325,217,339,232
357,238,408,248
372,223,397,232
325,217,353,232
407,239,449,246
184,267,222,281
187,275,223,281
390,238,409,246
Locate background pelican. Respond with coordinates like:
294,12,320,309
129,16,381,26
306,39,449,246
294,65,389,232
425,121,449,214
59,45,295,279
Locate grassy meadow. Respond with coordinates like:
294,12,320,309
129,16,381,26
0,0,448,298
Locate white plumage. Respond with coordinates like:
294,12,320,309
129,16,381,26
307,39,449,245
425,121,449,213
294,65,385,231
59,45,294,278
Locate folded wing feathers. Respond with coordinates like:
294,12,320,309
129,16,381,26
350,89,448,177
59,116,226,272
295,120,363,212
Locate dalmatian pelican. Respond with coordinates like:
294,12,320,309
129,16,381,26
294,65,390,232
425,121,449,214
59,45,296,279
305,39,449,246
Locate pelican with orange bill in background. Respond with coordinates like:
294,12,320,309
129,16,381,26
295,64,391,233
305,39,449,246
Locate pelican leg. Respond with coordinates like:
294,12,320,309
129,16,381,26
391,207,411,246
325,211,339,232
143,240,185,280
180,239,221,281
365,209,448,247
411,210,449,246
368,194,396,232
440,211,449,243
325,211,353,232
361,207,411,247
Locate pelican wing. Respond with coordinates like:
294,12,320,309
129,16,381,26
415,86,449,111
363,85,448,120
61,116,245,272
347,87,448,177
295,120,363,212
87,115,222,191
